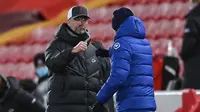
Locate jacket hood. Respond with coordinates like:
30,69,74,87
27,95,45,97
186,4,200,18
55,23,90,46
115,16,146,40
0,76,21,103
0,75,10,103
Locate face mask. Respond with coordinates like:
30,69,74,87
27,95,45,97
36,66,48,78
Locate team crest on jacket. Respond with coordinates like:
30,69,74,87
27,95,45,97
113,42,120,49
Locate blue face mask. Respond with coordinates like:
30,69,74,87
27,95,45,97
36,66,48,78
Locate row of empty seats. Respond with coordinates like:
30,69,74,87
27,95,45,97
89,19,185,40
0,63,35,79
0,38,183,64
20,25,114,45
89,2,190,23
144,19,185,39
22,19,185,45
0,44,47,63
0,37,183,78
149,38,182,56
24,27,55,44
127,0,188,5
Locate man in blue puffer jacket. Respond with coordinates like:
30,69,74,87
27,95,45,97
93,8,157,112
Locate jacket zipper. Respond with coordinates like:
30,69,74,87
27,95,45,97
85,77,89,112
66,66,89,111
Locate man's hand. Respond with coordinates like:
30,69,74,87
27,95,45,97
72,41,87,53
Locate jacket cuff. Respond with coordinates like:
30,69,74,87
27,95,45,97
97,91,107,104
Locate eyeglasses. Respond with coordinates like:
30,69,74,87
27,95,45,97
74,17,88,22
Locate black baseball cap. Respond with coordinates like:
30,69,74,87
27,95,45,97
68,6,90,20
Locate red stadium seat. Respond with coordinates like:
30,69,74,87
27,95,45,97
130,5,143,19
0,64,7,76
0,47,8,64
89,23,114,41
173,38,183,52
146,0,159,4
141,4,157,20
18,63,35,79
171,0,189,3
128,0,147,5
159,0,171,3
1,63,17,77
157,38,168,55
89,7,107,24
88,24,103,41
96,24,109,41
7,46,21,63
103,24,115,40
104,6,120,23
155,20,171,38
145,20,158,39
149,39,166,56
169,2,190,19
31,27,56,44
20,44,45,63
150,38,169,56
170,19,186,37
149,39,157,55
156,3,171,20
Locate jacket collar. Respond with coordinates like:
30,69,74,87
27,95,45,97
55,23,90,46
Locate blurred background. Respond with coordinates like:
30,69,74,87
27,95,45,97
0,0,199,111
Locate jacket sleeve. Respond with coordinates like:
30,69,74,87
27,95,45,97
92,41,111,81
97,39,131,104
45,40,76,73
180,18,199,61
99,57,111,81
16,89,45,112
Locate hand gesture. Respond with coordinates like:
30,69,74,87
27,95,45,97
71,41,87,53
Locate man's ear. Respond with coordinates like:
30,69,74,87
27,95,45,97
67,19,72,24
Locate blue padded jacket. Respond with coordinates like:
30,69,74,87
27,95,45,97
97,16,157,112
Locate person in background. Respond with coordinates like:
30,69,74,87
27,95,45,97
0,74,45,112
180,0,200,89
20,79,37,94
45,5,114,112
93,7,157,112
33,52,49,107
34,52,49,84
